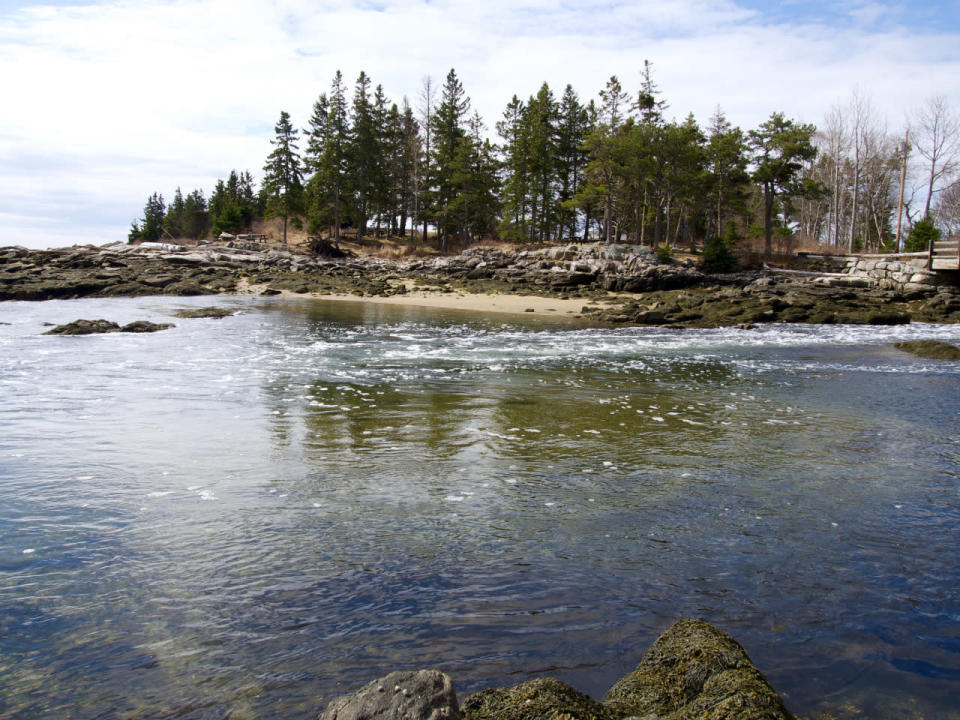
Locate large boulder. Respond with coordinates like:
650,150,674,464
604,619,794,720
319,670,461,720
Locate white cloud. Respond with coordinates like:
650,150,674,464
0,0,958,248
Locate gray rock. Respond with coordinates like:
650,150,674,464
319,670,461,720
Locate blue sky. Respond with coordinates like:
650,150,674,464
1,0,958,248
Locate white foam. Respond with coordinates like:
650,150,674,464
651,416,665,422
22,548,35,554
445,495,465,502
147,491,173,498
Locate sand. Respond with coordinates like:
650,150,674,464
236,279,597,319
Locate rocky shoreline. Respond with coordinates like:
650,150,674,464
317,619,794,720
2,241,959,328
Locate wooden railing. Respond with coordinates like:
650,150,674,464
930,238,960,271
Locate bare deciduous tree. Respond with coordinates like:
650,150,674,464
913,96,960,218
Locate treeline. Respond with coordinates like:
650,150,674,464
130,64,958,255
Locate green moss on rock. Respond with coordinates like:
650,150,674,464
604,619,794,720
173,307,236,319
893,340,960,360
462,678,618,720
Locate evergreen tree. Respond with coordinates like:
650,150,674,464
210,170,258,236
163,187,185,239
904,217,940,252
182,189,209,240
371,84,394,235
704,107,750,239
431,69,471,251
555,85,590,241
497,94,529,241
525,82,560,242
749,112,819,254
310,70,352,241
262,110,304,245
396,100,420,238
129,192,165,243
349,71,377,236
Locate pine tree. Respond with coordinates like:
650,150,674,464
313,70,351,241
163,187,185,239
349,71,377,237
749,112,819,254
182,189,209,240
704,107,750,239
497,94,529,242
556,85,590,241
129,192,165,243
525,82,560,242
210,170,258,237
431,69,471,251
262,110,304,245
396,100,420,238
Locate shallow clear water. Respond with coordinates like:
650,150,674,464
1,296,959,719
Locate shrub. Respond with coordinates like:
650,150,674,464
699,224,739,273
905,218,941,253
655,244,674,264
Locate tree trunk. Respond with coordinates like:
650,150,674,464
333,188,341,242
764,184,775,255
640,187,648,246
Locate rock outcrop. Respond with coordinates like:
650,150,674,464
316,620,794,720
893,340,960,360
43,318,174,335
605,619,794,720
319,670,461,720
4,242,959,327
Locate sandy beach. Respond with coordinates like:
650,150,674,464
236,278,597,318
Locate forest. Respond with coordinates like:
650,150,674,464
129,64,959,258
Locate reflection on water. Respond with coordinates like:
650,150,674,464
1,296,959,719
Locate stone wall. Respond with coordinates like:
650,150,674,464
843,257,938,297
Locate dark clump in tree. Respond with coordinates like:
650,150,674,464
904,217,941,252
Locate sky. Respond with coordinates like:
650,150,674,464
1,0,958,249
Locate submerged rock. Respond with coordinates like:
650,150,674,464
173,306,237,319
462,677,618,720
319,670,461,720
605,619,794,720
894,340,960,360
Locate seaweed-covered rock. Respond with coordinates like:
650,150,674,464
462,677,618,720
163,280,206,296
173,307,236,319
119,321,174,333
604,619,794,720
894,340,960,360
43,319,120,335
319,670,461,720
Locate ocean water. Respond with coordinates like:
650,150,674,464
1,295,959,719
